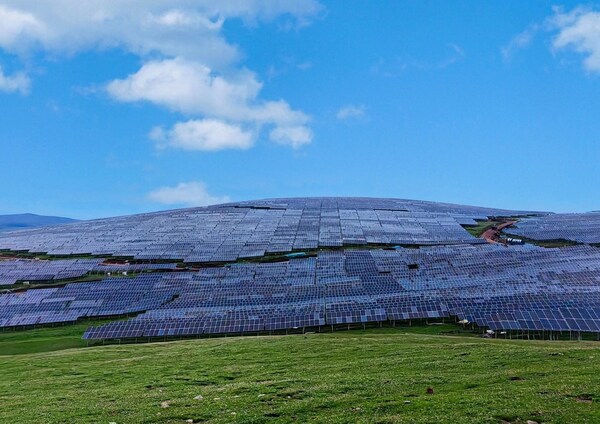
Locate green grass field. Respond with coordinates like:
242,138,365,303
464,221,500,238
0,319,123,355
1,324,599,423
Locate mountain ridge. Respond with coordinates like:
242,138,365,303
0,213,77,233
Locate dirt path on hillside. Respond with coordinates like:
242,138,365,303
482,221,516,244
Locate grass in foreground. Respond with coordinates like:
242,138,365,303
0,325,599,423
0,319,124,355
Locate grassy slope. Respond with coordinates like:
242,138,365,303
464,221,500,238
0,321,108,355
0,326,599,423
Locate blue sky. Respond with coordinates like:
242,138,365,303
1,1,599,219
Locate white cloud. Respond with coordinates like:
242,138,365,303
336,104,365,120
148,181,230,207
501,25,539,62
107,59,260,116
0,1,320,149
0,1,322,67
0,65,30,94
109,58,312,148
371,44,465,78
0,5,47,54
151,119,254,151
551,7,600,72
269,125,313,148
107,58,290,122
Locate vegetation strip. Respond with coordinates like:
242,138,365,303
0,327,598,423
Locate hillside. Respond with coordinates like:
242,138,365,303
0,213,77,233
0,325,599,423
0,197,598,341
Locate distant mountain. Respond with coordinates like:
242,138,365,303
0,213,77,233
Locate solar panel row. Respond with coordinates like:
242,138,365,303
510,212,600,244
0,258,102,286
0,275,178,327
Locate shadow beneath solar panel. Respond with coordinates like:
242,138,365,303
85,321,488,347
80,316,600,348
3,269,175,292
500,233,582,248
0,249,184,264
0,320,480,354
5,313,600,354
2,243,417,267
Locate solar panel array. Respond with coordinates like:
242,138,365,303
509,213,600,244
0,197,540,264
0,258,102,286
77,244,600,339
6,197,598,340
93,262,179,273
1,245,599,337
0,258,182,287
0,275,178,327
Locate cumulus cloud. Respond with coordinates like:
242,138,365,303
0,65,30,94
148,181,230,207
107,59,308,123
336,104,365,120
107,59,259,116
150,119,254,151
109,58,312,148
0,1,320,148
551,7,600,72
0,4,48,54
269,125,313,148
0,1,322,66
